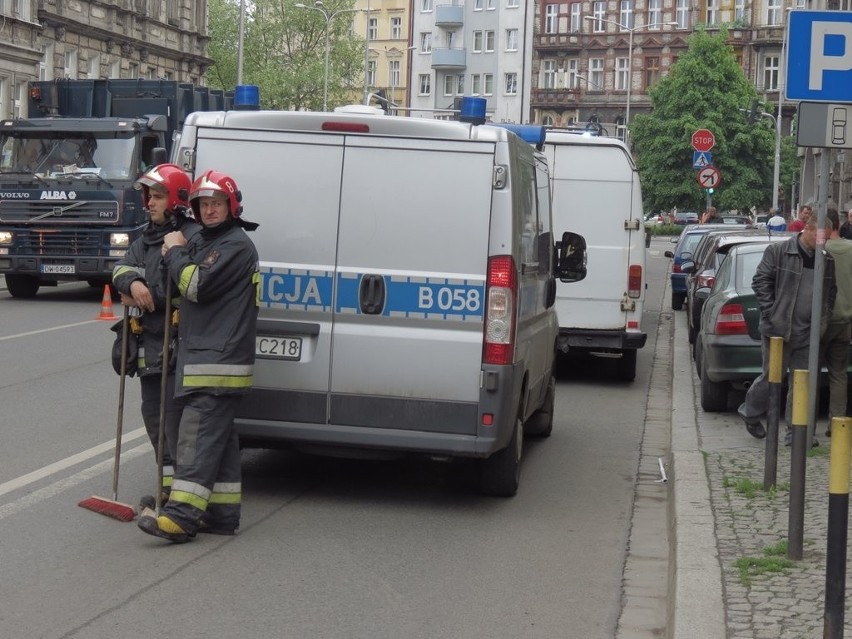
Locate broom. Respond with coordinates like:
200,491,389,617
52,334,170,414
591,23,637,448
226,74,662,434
79,303,138,522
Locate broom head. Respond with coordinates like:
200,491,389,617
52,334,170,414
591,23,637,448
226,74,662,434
79,495,137,522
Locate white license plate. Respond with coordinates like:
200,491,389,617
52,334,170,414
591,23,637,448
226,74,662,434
41,264,75,274
256,335,302,361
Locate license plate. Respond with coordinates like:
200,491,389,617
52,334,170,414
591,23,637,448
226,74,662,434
256,335,302,361
41,264,75,274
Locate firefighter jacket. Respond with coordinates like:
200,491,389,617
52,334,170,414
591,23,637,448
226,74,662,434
163,219,260,397
112,215,201,376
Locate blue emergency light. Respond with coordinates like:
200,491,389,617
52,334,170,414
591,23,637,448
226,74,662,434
487,123,547,149
459,96,487,125
233,84,260,111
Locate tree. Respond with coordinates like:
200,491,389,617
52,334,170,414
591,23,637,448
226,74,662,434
630,28,775,213
206,0,365,111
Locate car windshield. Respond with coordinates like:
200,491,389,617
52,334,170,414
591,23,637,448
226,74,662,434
680,233,706,254
0,130,137,181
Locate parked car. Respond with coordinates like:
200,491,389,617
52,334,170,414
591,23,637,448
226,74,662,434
694,242,852,412
754,214,769,229
673,211,699,225
664,223,731,310
720,215,754,228
682,229,791,345
645,212,665,226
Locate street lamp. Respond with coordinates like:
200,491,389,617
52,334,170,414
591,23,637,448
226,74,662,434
575,73,603,91
583,17,677,133
772,8,793,213
295,1,361,112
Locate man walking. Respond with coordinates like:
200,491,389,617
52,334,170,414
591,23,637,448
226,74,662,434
823,208,852,435
839,207,852,240
787,204,812,233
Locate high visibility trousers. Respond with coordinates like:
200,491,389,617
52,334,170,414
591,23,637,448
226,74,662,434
162,393,242,534
139,373,181,490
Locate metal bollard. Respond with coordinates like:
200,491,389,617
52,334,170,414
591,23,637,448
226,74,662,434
824,416,851,638
787,369,808,561
764,336,783,490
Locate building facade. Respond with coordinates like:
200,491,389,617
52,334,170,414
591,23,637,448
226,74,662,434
0,0,211,120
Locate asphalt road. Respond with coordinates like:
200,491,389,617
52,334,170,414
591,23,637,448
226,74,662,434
0,248,669,639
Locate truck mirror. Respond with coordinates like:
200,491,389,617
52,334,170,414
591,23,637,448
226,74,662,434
151,147,168,167
555,231,587,283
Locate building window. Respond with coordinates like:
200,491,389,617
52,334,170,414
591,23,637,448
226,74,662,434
545,4,558,34
543,60,557,89
444,75,455,96
507,0,519,6
589,58,604,89
474,0,483,10
485,31,495,52
419,73,431,95
421,0,432,12
129,62,139,78
483,73,494,95
766,0,780,25
735,0,746,21
390,60,400,88
88,55,101,79
11,0,31,20
619,0,633,30
367,60,376,87
644,56,661,89
391,17,402,39
473,30,483,52
592,2,606,32
505,72,517,95
616,57,629,90
457,75,464,94
676,0,690,28
64,49,78,79
40,43,55,81
15,80,27,118
472,74,481,95
487,0,496,9
567,58,579,88
648,0,662,27
420,32,431,53
110,59,121,78
506,28,518,51
570,3,581,32
763,55,779,90
706,0,718,26
368,18,378,40
0,77,7,120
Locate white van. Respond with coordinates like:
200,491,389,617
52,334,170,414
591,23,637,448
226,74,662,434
173,106,586,495
543,131,646,381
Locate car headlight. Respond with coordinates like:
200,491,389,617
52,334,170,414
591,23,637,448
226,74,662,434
110,233,130,247
0,231,12,245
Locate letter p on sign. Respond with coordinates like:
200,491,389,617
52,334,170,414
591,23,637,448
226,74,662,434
810,22,852,91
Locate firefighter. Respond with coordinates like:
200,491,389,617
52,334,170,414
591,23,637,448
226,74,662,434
138,170,260,542
113,163,200,505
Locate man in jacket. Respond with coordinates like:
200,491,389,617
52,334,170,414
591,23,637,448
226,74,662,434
738,214,836,443
112,164,200,503
138,170,259,542
823,209,852,435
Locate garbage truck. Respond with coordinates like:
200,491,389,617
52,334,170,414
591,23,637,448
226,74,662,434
0,79,230,298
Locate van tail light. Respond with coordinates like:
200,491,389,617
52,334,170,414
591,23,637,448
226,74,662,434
697,271,716,288
627,265,642,299
483,255,517,365
715,303,748,335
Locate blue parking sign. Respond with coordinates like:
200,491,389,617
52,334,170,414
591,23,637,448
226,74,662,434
786,10,852,102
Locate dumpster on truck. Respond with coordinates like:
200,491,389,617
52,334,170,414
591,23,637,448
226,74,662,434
0,79,230,298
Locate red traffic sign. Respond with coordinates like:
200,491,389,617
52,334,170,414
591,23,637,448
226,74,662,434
696,166,722,189
692,129,716,152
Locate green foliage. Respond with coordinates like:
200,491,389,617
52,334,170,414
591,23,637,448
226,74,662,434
206,0,366,111
735,541,794,586
631,28,775,213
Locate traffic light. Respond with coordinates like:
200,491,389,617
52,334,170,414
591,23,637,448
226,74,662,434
747,99,760,124
707,188,714,195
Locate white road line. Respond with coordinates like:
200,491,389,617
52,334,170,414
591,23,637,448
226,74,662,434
0,320,102,341
0,427,148,498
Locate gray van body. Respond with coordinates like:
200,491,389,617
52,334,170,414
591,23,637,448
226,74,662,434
543,131,647,380
173,109,561,494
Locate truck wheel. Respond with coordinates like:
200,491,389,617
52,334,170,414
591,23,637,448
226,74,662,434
700,352,728,412
671,292,685,311
5,275,39,299
480,415,523,497
616,350,637,382
525,377,554,438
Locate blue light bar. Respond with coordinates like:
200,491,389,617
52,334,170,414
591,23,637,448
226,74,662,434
459,96,487,125
233,84,260,111
486,123,547,148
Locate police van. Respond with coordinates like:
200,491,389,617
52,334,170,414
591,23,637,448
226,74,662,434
542,131,646,381
173,102,586,496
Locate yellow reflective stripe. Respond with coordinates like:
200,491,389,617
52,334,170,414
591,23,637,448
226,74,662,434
169,489,208,511
178,264,199,301
172,479,211,499
183,374,254,389
253,271,261,308
209,492,241,504
209,482,242,505
113,265,144,280
185,364,254,376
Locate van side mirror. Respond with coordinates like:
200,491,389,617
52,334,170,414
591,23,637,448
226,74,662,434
555,231,587,283
664,250,674,258
151,147,168,167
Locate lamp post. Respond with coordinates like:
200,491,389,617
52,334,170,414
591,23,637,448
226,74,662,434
575,73,603,91
583,17,677,134
772,8,793,213
295,1,361,112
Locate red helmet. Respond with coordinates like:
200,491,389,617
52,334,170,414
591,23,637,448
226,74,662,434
134,164,191,212
189,170,243,218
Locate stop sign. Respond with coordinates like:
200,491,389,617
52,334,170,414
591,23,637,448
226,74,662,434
692,129,715,152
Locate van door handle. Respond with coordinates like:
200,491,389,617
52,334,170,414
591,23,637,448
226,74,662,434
359,274,386,315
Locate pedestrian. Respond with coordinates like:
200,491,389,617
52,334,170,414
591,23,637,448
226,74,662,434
766,208,786,232
787,204,812,232
137,169,260,542
700,206,721,224
823,208,852,435
737,213,836,444
112,163,200,506
839,207,852,240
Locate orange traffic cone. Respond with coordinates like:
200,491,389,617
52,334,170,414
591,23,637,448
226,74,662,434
97,284,117,321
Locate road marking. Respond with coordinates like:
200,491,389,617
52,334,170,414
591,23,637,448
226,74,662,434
0,427,148,498
0,320,102,342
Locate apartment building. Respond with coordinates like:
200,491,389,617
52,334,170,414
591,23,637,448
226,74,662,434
0,0,211,120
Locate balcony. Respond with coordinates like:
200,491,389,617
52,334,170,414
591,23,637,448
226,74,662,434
530,88,580,107
535,32,585,52
750,26,784,45
431,48,467,70
435,4,463,28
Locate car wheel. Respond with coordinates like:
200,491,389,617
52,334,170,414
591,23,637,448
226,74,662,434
525,376,554,438
5,274,40,299
616,350,637,382
480,414,523,497
671,292,685,311
700,349,728,412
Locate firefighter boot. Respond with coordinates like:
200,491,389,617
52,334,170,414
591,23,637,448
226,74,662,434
137,513,190,543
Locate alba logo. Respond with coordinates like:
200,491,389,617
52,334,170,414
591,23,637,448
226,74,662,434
39,191,77,200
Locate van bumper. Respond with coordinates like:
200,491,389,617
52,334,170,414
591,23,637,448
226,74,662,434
558,328,647,353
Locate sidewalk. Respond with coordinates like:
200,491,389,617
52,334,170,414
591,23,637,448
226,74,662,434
671,305,851,637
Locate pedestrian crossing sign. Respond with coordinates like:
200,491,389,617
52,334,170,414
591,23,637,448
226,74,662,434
693,151,712,169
